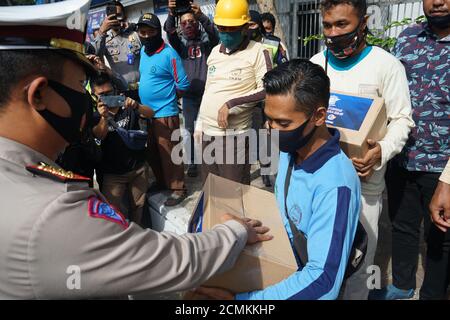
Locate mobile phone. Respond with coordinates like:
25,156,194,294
100,95,125,108
106,5,117,18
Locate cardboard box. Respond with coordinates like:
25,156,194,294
188,174,298,294
326,91,387,159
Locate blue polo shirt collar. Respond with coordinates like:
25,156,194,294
292,128,341,173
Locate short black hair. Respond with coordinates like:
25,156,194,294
0,50,64,110
320,0,367,19
112,0,124,11
90,72,113,90
263,59,330,116
261,12,276,29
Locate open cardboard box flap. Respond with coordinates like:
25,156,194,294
188,174,298,294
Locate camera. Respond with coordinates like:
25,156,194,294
100,95,125,108
174,0,191,16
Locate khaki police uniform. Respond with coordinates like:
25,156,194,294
93,27,141,90
0,137,246,299
0,0,248,299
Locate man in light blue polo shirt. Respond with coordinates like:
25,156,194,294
196,59,361,300
137,13,190,206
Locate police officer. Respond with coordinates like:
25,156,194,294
93,0,141,100
0,0,271,299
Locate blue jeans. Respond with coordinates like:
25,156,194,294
182,96,201,164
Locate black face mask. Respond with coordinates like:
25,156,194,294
325,22,364,59
426,13,450,29
37,80,89,144
275,117,317,154
140,34,164,55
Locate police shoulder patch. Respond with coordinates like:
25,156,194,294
26,162,91,183
88,196,129,229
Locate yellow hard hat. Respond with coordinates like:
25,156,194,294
214,0,250,27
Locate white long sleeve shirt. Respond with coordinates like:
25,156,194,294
311,46,415,195
440,159,450,184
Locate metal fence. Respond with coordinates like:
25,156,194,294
282,0,424,59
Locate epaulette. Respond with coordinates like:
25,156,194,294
26,162,91,183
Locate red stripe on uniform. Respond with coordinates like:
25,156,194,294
172,58,179,83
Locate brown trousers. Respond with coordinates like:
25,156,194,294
101,163,150,227
146,116,186,192
201,134,251,185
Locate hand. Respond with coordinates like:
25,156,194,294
168,0,176,15
191,2,202,18
429,180,450,232
124,96,139,110
86,55,107,71
99,14,120,35
217,104,230,129
352,139,382,178
193,287,234,300
220,213,273,245
97,101,109,118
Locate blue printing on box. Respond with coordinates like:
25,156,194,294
326,93,374,131
188,192,204,233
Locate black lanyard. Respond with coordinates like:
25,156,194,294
284,156,309,268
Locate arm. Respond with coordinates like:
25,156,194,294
429,159,450,232
197,12,219,47
163,10,184,54
93,14,119,57
169,50,190,94
374,61,415,169
92,33,108,58
125,96,155,119
226,48,272,110
236,187,359,300
352,59,415,178
92,104,109,140
32,189,250,299
217,48,272,129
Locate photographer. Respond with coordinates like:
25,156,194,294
91,72,154,227
164,0,219,177
93,0,141,101
56,93,101,188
